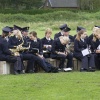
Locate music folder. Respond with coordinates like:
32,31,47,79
81,48,91,56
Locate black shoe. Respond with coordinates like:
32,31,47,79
28,70,35,73
80,68,88,72
20,71,25,74
14,71,20,75
88,67,95,72
51,67,58,73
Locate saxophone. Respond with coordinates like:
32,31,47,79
9,30,30,56
10,38,31,56
9,38,24,56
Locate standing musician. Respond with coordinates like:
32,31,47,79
1,26,23,75
51,36,73,71
73,30,95,72
41,28,53,58
28,31,58,73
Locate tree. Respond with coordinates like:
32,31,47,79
78,0,100,10
0,0,43,10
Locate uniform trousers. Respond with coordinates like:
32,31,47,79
51,53,73,68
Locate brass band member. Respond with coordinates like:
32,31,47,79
8,25,36,73
74,30,95,72
92,28,100,69
41,28,53,58
51,36,73,71
28,31,58,73
1,26,23,75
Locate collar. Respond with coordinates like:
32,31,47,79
46,37,51,41
81,38,84,42
61,32,64,36
4,36,9,42
34,39,37,42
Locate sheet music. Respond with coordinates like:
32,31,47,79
81,48,91,56
44,45,51,48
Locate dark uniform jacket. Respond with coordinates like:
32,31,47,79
51,38,66,58
54,32,74,42
73,38,89,59
29,38,43,55
91,39,100,53
23,36,30,47
88,34,93,45
0,37,12,60
54,32,64,39
41,37,53,51
8,35,23,48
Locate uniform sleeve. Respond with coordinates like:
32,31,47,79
91,40,98,52
54,34,58,39
2,40,12,55
39,40,43,55
8,37,16,48
22,38,29,47
74,39,81,52
41,38,44,49
69,35,74,42
51,40,57,54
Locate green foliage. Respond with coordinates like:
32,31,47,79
0,10,99,35
0,10,99,23
0,0,43,9
78,0,100,10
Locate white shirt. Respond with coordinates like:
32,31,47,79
46,37,51,41
81,38,84,42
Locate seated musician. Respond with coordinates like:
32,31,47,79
21,27,30,47
73,30,95,72
54,24,74,42
8,25,36,73
1,26,23,75
28,31,58,73
51,35,73,72
41,28,53,58
91,28,100,70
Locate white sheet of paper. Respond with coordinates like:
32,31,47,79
97,45,100,50
44,45,51,48
81,48,91,56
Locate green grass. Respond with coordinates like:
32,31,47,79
0,10,100,100
0,72,100,100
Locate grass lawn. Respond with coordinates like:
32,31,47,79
0,72,100,100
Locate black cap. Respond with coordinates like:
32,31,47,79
13,25,22,31
9,27,13,32
22,27,29,32
95,25,100,28
77,26,85,32
59,24,71,32
2,26,12,33
6,26,13,32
